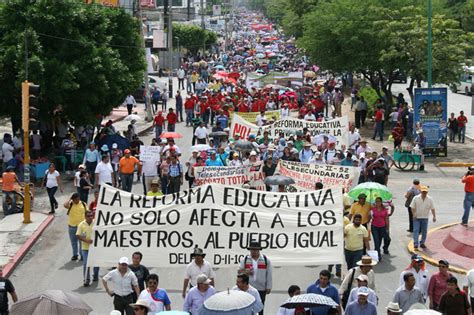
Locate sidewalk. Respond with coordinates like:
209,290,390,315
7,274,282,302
0,212,53,278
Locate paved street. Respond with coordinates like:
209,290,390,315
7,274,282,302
8,84,473,314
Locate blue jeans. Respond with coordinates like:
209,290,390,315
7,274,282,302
413,218,429,247
462,192,474,224
2,191,16,215
68,225,81,257
373,121,384,140
155,125,163,140
120,174,134,192
371,225,390,256
344,249,364,269
458,126,466,143
186,109,193,126
81,250,99,282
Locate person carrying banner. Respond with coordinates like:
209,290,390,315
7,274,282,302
238,241,272,315
182,248,216,298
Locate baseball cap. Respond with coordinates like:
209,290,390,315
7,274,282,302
420,185,429,192
112,143,118,149
124,149,131,154
356,274,369,282
411,254,423,262
196,274,212,285
119,257,129,265
250,151,257,156
438,259,449,266
357,287,370,296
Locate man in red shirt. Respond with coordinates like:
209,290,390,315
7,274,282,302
166,108,177,132
457,110,468,143
461,167,474,226
372,106,384,141
184,96,195,127
152,111,165,140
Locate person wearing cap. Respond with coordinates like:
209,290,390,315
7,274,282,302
400,255,430,300
428,259,453,310
238,241,272,314
299,142,313,163
306,270,341,315
356,139,372,157
345,287,377,315
386,301,403,314
146,179,163,197
136,274,170,314
347,273,378,307
95,154,115,189
205,151,223,167
183,274,216,315
233,273,264,315
244,150,259,166
1,165,22,215
393,271,425,312
349,194,372,227
340,255,376,308
119,149,142,192
463,268,474,313
130,299,150,315
103,257,140,315
461,167,474,226
76,210,99,287
83,142,101,186
74,164,86,194
410,185,436,250
182,248,216,298
63,192,87,261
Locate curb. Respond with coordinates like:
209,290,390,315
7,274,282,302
437,162,474,167
2,214,55,278
407,220,473,275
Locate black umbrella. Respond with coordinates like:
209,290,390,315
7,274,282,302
264,175,295,186
234,140,254,151
209,131,228,138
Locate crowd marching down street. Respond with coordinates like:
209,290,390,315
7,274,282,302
1,6,474,315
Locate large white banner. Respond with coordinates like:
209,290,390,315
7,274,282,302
229,113,261,140
193,163,265,190
88,184,343,268
278,160,360,192
263,116,349,147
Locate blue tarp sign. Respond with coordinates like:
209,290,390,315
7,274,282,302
414,88,448,157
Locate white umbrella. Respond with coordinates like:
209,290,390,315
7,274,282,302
11,290,92,315
198,290,256,315
280,293,338,308
190,144,212,152
405,310,441,315
312,134,337,146
124,114,141,121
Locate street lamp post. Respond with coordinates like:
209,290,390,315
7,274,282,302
427,0,433,88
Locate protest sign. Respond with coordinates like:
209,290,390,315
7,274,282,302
193,163,265,190
88,184,343,268
140,145,161,176
278,160,360,192
230,114,261,139
263,116,349,147
237,110,281,123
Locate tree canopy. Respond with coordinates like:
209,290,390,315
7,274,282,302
172,23,218,55
0,1,146,127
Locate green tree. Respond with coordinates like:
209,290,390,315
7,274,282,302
172,23,217,55
0,1,145,128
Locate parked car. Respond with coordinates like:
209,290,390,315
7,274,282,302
451,66,474,96
392,71,407,83
131,75,167,102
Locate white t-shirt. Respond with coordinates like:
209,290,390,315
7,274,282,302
304,113,316,121
349,132,361,150
194,127,208,139
184,260,216,286
256,114,266,127
2,142,14,162
464,269,474,298
95,162,113,185
45,170,60,188
74,171,81,187
410,195,435,219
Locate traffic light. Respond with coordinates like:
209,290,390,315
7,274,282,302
21,81,40,131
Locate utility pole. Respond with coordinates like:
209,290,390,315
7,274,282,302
168,0,173,99
427,0,433,88
137,0,153,120
200,0,205,29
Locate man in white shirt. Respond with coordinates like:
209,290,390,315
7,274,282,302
348,125,361,150
233,273,264,314
182,248,216,298
95,154,115,188
125,94,136,115
410,186,436,250
304,111,316,121
177,67,186,90
194,122,209,145
399,254,430,300
463,268,474,313
256,111,267,127
12,131,22,149
2,138,14,168
102,257,140,315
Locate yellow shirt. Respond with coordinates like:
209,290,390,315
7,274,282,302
344,224,368,251
76,220,94,250
344,216,350,227
68,201,87,227
146,191,163,197
350,202,371,224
